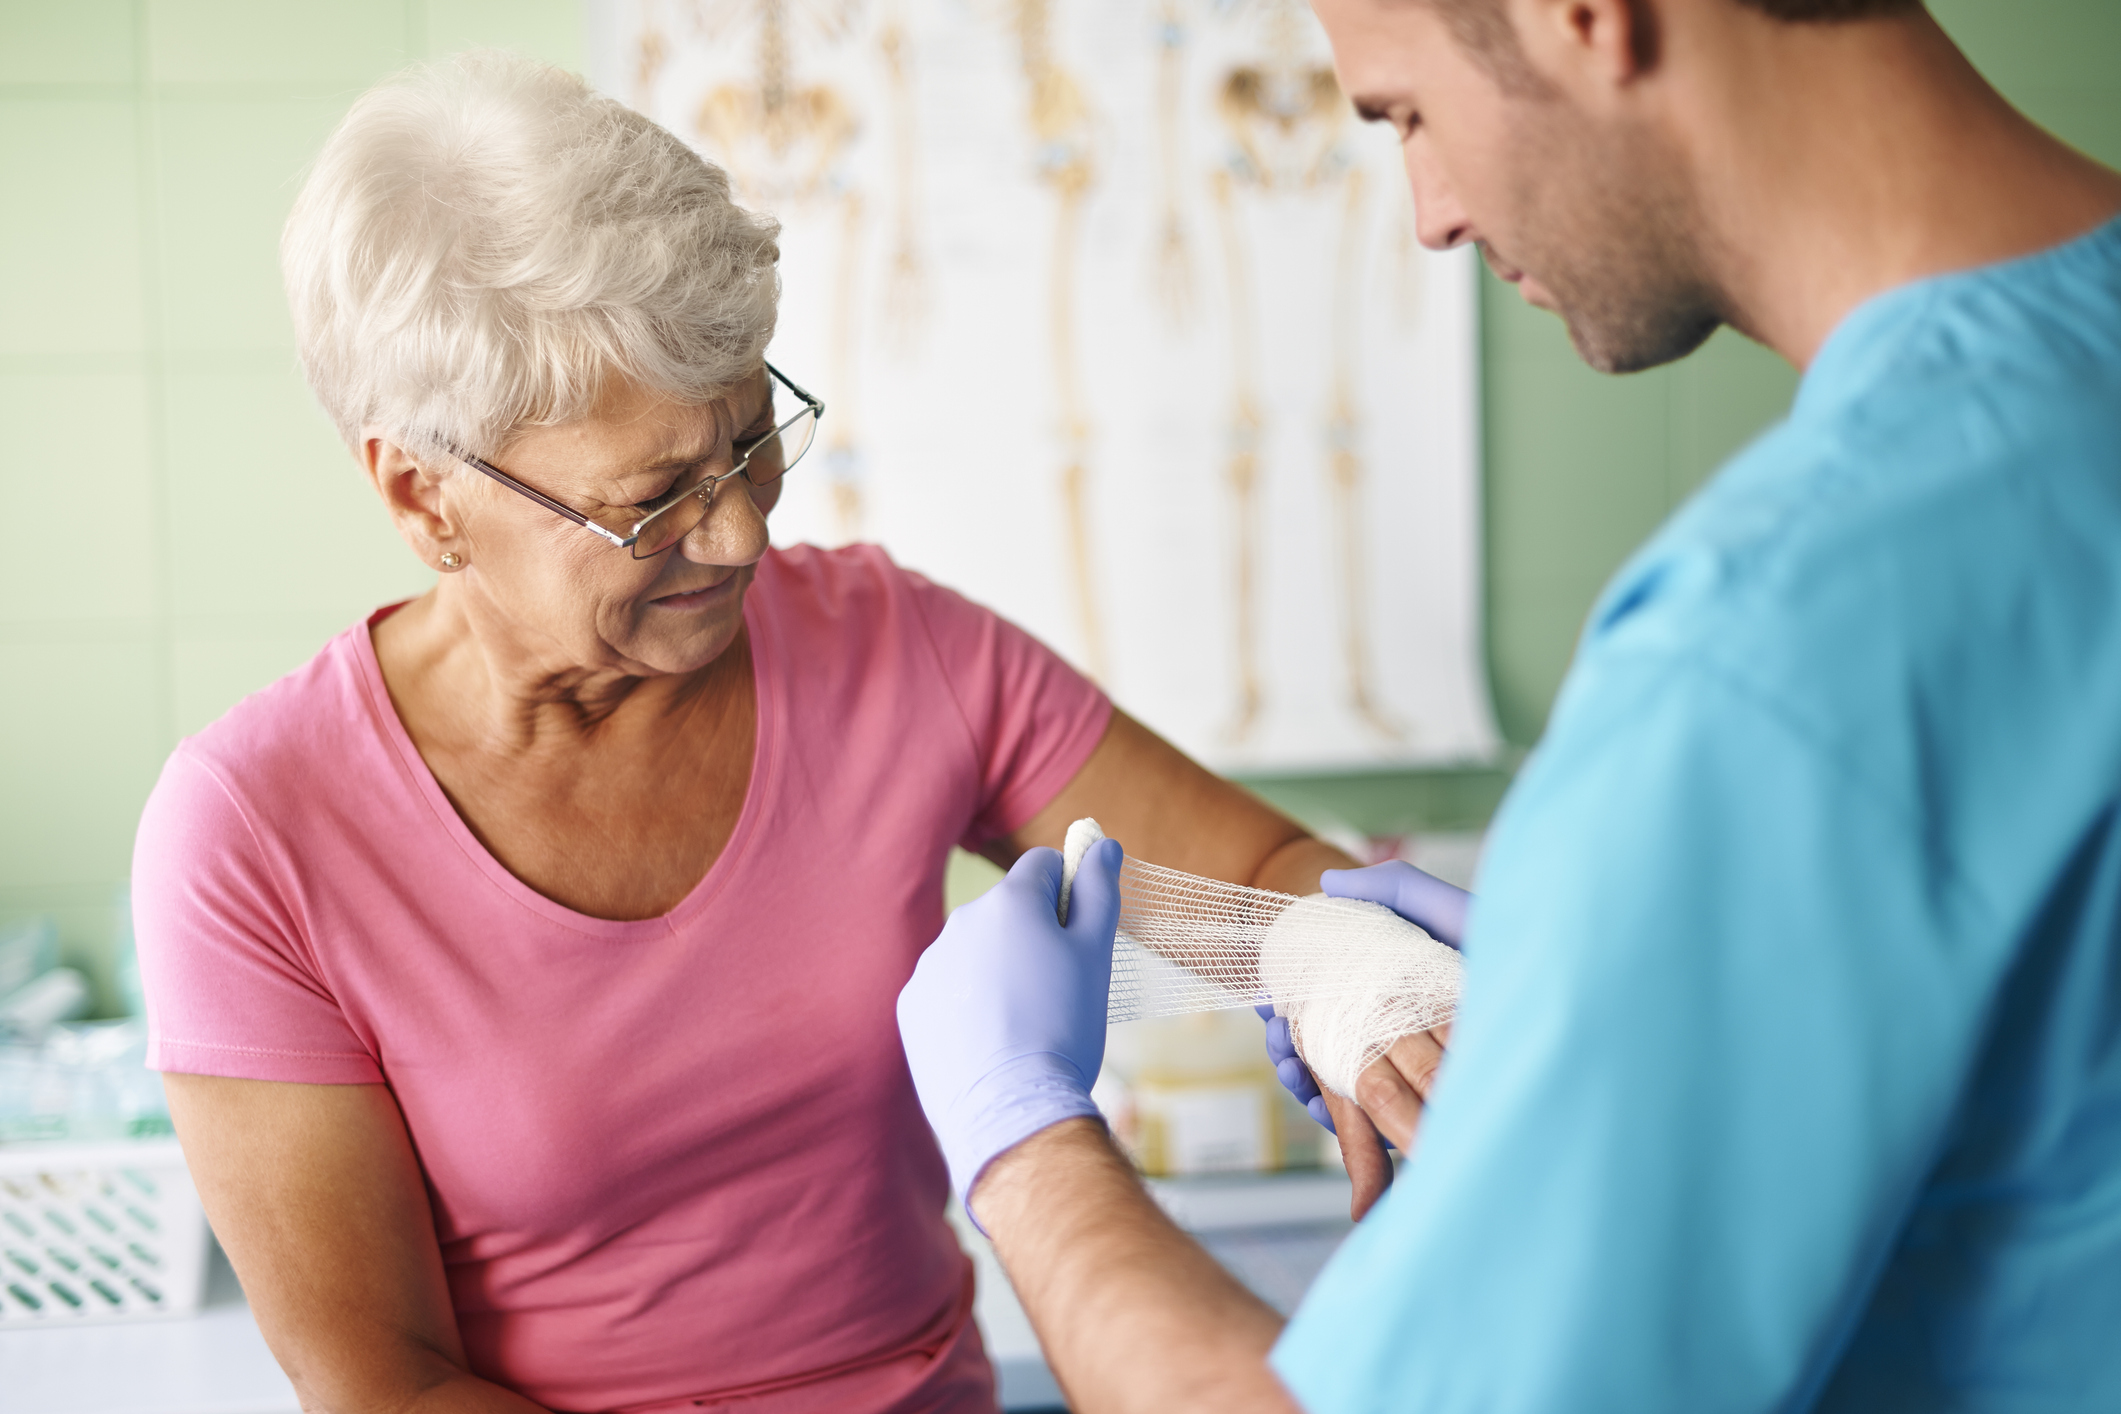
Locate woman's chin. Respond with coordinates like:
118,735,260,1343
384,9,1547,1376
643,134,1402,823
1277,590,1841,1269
619,589,749,674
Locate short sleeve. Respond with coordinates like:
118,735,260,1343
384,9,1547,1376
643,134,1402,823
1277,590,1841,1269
132,748,383,1084
899,568,1113,849
1273,650,2003,1414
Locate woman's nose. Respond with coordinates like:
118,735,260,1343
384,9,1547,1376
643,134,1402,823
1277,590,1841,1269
679,477,770,566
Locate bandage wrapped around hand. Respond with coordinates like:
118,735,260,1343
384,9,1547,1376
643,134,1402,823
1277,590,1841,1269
1065,819,1462,1100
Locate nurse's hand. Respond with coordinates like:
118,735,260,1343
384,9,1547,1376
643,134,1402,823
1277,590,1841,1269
1258,1003,1337,1134
1322,860,1471,948
897,838,1125,1223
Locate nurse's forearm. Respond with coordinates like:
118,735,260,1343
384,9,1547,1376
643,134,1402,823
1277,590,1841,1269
975,1118,1300,1414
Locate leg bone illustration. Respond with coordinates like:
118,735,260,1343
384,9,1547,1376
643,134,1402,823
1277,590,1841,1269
1014,0,1108,681
1211,0,1404,744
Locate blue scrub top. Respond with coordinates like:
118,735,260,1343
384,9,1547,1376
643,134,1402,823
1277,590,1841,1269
1277,215,2121,1413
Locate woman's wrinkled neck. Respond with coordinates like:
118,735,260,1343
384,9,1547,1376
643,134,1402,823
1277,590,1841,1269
373,574,749,755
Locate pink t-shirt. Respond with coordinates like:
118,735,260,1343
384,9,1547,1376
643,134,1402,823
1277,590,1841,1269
132,545,1112,1414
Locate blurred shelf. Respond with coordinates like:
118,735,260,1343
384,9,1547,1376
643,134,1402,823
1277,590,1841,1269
1145,1167,1354,1231
1237,764,1516,836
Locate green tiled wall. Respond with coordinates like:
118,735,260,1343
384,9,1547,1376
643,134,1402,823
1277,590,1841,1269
0,1,583,1006
1,2,2115,997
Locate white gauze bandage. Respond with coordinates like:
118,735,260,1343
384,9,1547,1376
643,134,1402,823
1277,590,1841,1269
1060,818,1461,1099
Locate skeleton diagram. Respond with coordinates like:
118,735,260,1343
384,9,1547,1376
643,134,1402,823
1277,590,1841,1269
876,4,930,349
683,0,872,542
1012,0,1108,682
1152,2,1198,327
634,24,670,107
1208,0,1404,745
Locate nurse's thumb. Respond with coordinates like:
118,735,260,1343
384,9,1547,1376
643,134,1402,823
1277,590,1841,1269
1063,836,1125,945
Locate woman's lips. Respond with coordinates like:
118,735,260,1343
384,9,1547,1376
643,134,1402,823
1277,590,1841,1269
649,575,738,611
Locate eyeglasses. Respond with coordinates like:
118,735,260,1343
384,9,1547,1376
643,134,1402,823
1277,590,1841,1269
451,362,824,560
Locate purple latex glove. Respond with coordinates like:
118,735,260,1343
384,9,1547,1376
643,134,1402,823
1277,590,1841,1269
1261,861,1473,1131
897,839,1124,1215
1321,860,1472,950
1256,1001,1337,1133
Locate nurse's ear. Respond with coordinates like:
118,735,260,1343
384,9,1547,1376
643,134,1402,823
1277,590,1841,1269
1516,0,1663,109
362,431,469,575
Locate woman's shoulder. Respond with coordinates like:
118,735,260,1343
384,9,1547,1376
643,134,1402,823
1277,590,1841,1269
168,612,396,806
756,542,981,640
753,538,1103,722
762,540,935,602
136,611,411,933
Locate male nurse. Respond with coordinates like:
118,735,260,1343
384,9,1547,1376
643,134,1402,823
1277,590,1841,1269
898,0,2121,1410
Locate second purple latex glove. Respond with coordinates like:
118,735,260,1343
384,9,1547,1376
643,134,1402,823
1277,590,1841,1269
1260,860,1472,1133
1320,860,1471,950
1257,1001,1337,1133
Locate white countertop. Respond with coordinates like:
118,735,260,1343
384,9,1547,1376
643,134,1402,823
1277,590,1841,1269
1,1170,1356,1414
0,1249,298,1414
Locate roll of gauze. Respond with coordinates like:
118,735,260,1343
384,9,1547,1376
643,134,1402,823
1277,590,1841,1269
1059,819,1460,1098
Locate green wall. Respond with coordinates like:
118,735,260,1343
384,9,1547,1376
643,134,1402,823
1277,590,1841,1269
0,1,584,1006
2,2,2116,1001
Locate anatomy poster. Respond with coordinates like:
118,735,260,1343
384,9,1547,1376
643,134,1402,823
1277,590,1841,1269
589,0,1500,772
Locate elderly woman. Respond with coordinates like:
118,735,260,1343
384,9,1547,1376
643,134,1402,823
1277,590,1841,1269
134,53,1357,1414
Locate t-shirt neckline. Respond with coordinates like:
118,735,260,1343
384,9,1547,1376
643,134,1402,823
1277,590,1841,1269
349,576,782,941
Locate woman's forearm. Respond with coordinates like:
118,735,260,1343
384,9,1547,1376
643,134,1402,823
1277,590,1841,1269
1246,835,1360,897
399,1371,551,1414
1004,712,1361,892
165,1076,545,1414
298,1353,549,1414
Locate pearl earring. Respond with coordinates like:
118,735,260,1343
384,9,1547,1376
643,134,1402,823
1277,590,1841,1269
439,552,463,570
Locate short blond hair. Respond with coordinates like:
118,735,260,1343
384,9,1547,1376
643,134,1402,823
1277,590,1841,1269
283,51,780,461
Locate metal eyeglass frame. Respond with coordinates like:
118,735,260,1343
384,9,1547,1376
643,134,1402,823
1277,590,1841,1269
449,362,825,557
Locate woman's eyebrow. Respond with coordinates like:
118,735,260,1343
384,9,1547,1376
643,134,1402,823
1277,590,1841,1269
629,433,724,475
593,454,704,501
636,451,710,471
735,392,774,433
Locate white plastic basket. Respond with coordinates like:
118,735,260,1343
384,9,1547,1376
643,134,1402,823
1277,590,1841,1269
0,1137,209,1324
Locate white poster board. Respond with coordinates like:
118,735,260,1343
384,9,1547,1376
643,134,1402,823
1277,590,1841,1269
591,0,1499,772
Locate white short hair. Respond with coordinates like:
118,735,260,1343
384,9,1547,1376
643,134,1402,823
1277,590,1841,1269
283,51,780,461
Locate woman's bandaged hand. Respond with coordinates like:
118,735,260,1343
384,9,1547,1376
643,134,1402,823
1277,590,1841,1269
1262,859,1471,1120
1258,860,1470,1205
